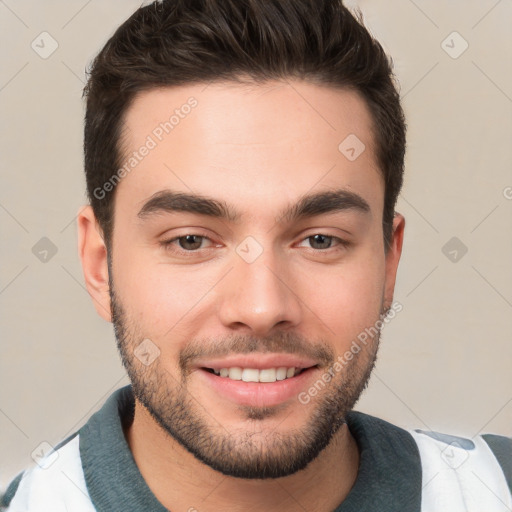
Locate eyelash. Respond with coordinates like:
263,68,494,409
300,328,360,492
159,233,351,257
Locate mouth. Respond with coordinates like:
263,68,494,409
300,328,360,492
202,366,314,383
196,357,321,408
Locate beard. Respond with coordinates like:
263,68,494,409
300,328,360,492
108,265,383,480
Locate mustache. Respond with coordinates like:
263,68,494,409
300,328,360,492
179,331,335,372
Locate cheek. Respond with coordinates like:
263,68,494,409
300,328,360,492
112,245,220,342
293,253,386,349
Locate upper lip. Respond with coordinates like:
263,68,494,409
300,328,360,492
196,354,319,371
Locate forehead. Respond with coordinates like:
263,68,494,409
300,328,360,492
116,80,383,221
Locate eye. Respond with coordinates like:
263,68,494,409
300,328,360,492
297,234,349,251
161,234,213,253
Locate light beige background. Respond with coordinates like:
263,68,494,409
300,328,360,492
1,0,511,490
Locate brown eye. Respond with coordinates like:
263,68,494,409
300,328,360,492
176,234,204,250
160,234,213,254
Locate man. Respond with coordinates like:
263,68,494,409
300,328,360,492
2,0,510,510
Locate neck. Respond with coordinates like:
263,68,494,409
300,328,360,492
124,399,359,512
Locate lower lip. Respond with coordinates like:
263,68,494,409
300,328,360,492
197,367,318,407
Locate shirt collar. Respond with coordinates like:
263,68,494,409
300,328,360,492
79,385,422,511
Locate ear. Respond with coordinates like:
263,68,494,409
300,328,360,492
383,212,405,309
77,205,112,322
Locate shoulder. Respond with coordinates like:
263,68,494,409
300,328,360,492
409,428,512,510
347,411,512,510
409,428,512,477
1,386,133,512
1,432,95,512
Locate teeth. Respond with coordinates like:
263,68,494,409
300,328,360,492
258,368,276,382
213,366,300,382
228,367,242,380
276,367,287,381
242,368,260,382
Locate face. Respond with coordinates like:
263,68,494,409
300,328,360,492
92,80,403,479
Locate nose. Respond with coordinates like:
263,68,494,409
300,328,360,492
217,245,302,336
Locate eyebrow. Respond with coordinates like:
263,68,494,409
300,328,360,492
137,188,371,224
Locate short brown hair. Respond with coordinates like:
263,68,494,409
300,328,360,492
83,0,406,251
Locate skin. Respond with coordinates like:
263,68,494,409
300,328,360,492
78,80,405,511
